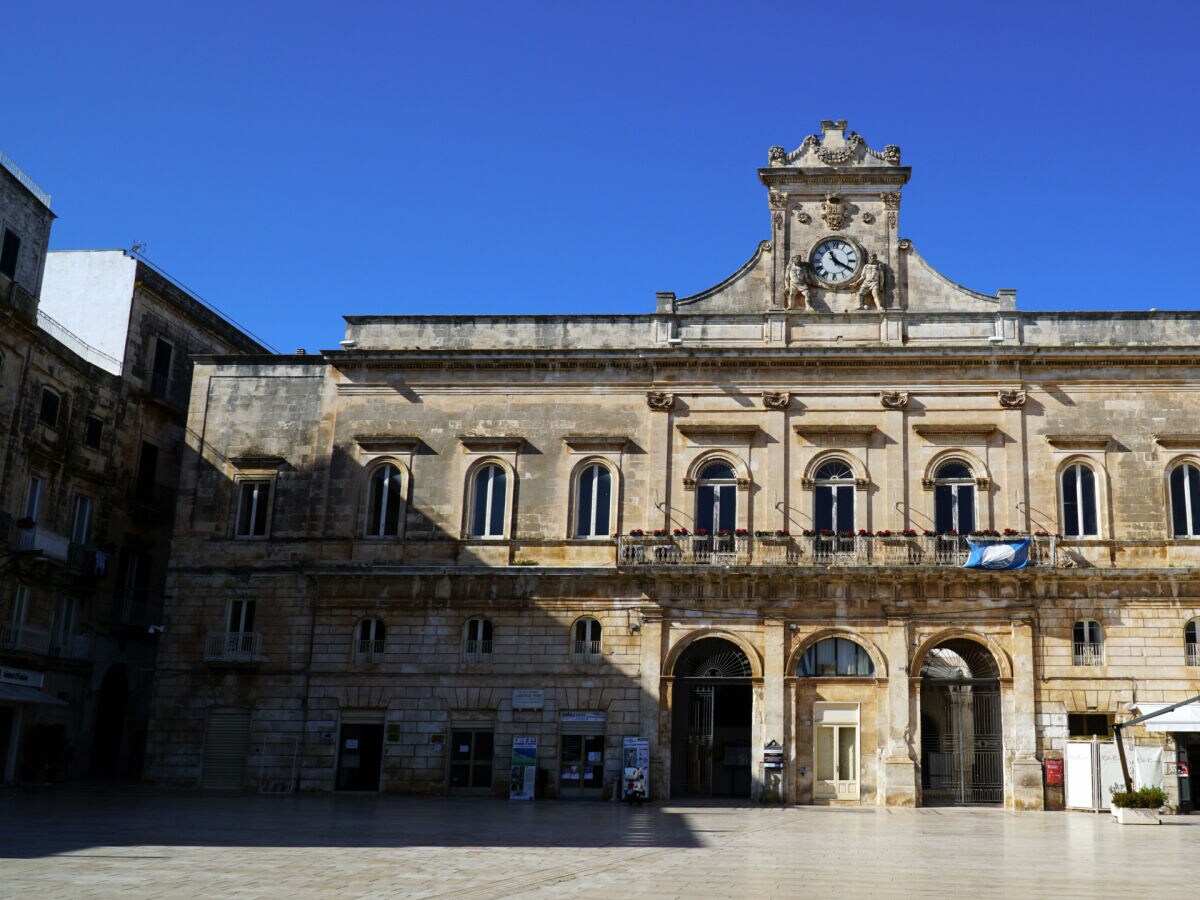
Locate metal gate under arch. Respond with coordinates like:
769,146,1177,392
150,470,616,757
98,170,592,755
920,640,1003,805
671,637,753,798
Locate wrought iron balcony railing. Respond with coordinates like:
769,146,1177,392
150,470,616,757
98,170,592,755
354,638,386,661
204,631,263,662
573,639,602,662
462,639,493,661
1073,642,1105,667
616,533,1057,568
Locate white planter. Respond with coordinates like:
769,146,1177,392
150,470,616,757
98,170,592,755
1114,806,1160,825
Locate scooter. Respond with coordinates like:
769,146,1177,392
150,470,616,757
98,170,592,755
623,766,647,804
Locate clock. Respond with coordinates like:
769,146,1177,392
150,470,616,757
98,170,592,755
811,238,860,284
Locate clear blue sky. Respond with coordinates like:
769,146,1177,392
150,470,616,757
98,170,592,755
6,1,1199,353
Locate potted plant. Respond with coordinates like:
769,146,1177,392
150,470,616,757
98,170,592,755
1110,786,1165,824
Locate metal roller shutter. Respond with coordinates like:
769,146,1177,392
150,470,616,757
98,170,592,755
202,707,251,790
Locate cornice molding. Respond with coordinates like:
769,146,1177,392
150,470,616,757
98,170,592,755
563,435,631,453
1045,435,1112,450
354,435,423,453
458,436,525,453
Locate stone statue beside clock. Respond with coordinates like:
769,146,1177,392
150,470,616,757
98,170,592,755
785,238,886,310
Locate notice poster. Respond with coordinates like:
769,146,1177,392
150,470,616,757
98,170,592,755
509,736,538,800
621,736,650,800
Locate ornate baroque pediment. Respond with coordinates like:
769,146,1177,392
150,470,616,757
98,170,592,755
767,120,901,169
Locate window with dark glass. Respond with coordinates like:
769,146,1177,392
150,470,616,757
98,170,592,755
573,617,601,659
356,618,386,657
151,337,173,398
1061,462,1098,537
1073,619,1104,666
228,599,256,633
1186,620,1198,666
470,464,507,538
464,618,493,659
84,415,103,449
235,479,271,537
366,463,403,537
136,441,158,501
0,229,20,279
797,638,875,677
1068,713,1113,737
934,460,975,533
575,463,612,538
1170,463,1200,537
814,460,855,532
39,387,60,427
696,461,737,534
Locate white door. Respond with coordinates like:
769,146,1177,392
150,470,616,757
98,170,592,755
815,725,859,799
1064,741,1095,809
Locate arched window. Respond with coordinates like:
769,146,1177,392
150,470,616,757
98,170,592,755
696,461,737,535
1073,619,1104,666
934,460,975,533
470,463,507,538
814,460,855,533
1186,620,1198,667
573,617,602,662
1170,463,1200,538
575,463,612,538
356,618,386,661
365,463,403,537
797,637,875,677
464,618,493,661
1061,462,1098,538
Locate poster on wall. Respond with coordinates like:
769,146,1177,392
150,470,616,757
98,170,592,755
509,736,538,800
622,736,650,800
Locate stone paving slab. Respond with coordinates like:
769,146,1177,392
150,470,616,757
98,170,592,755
1,787,1197,898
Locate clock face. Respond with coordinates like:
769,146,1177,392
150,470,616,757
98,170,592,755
811,238,860,284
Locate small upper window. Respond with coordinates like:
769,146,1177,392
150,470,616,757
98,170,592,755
1061,462,1099,537
84,416,103,449
470,463,507,538
39,388,61,427
575,463,612,538
365,463,403,537
797,637,875,677
70,494,93,545
464,618,494,661
1073,619,1104,667
0,229,19,279
356,618,386,660
573,617,602,661
934,459,976,533
235,479,271,538
1186,620,1198,667
1170,463,1200,538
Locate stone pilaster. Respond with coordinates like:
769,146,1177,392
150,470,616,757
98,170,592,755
882,617,917,806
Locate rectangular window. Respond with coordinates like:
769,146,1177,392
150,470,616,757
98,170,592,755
70,494,93,544
136,441,159,501
56,597,75,647
151,337,173,397
235,480,271,537
1068,713,1113,738
24,475,43,523
228,599,256,633
39,388,60,427
84,415,103,449
11,585,29,628
0,228,19,279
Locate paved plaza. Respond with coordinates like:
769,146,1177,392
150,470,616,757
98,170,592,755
1,787,1198,898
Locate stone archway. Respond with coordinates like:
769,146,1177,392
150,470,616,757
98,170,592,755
669,637,754,798
919,638,1003,806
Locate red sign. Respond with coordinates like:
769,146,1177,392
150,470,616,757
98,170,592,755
1044,758,1064,785
1178,762,1190,777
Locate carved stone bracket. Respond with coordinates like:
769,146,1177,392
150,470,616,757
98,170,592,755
975,477,992,490
768,189,787,209
879,391,909,410
682,477,697,490
736,478,751,490
854,478,869,490
801,477,815,491
998,390,1026,409
881,192,901,210
762,391,791,410
646,391,675,412
921,477,935,491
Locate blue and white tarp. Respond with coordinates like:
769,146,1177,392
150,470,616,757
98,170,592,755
963,538,1031,570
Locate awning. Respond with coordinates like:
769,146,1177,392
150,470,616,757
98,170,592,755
1133,701,1200,732
0,682,68,706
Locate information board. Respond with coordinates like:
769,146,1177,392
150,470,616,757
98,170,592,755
509,736,538,800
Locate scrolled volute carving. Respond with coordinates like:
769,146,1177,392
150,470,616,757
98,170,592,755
897,238,913,252
921,477,935,491
768,145,786,166
975,477,991,491
801,477,815,491
762,391,791,410
879,391,909,410
883,145,901,165
998,390,1026,409
854,478,869,490
682,477,697,490
646,391,675,412
736,478,751,489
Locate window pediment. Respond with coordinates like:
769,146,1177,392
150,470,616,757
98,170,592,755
793,424,877,442
563,435,630,453
676,424,761,446
230,454,288,472
458,435,525,453
1046,434,1112,450
354,434,423,453
1156,434,1200,450
912,424,997,439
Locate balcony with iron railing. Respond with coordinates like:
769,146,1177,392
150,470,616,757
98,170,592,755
354,638,386,662
573,639,602,662
204,631,263,663
462,639,493,662
13,525,99,575
1073,642,1105,667
0,624,92,660
615,531,1057,569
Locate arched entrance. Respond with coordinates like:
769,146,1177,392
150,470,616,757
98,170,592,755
919,639,1002,805
670,637,753,797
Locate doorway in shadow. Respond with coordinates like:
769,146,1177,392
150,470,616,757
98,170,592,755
671,638,753,798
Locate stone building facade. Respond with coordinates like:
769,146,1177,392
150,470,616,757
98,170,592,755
145,122,1200,810
0,153,264,784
